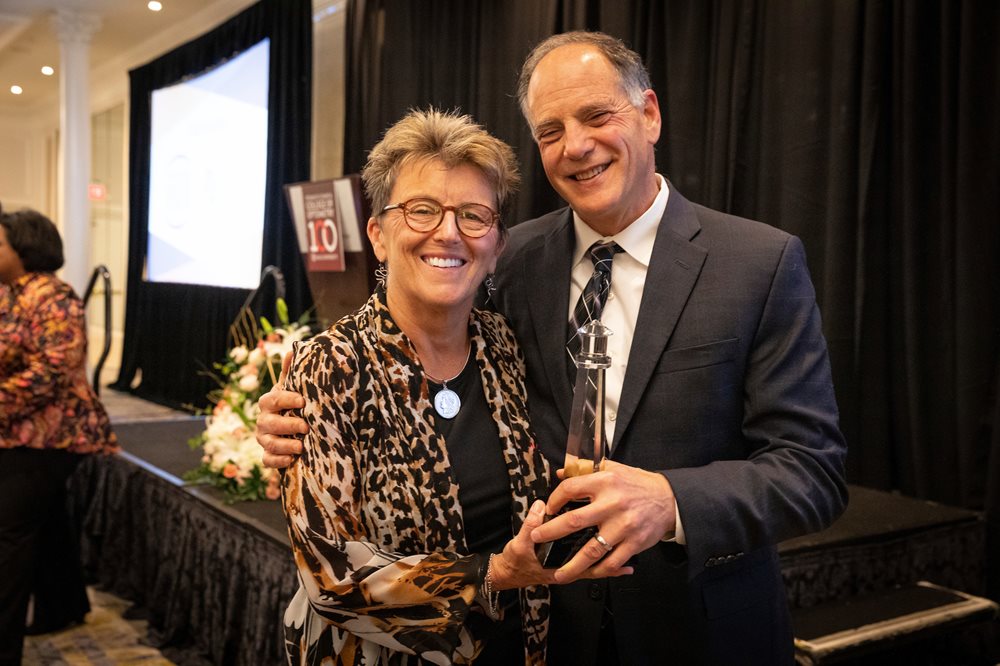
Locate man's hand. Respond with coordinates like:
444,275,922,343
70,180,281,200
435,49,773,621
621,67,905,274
530,460,676,583
255,351,308,469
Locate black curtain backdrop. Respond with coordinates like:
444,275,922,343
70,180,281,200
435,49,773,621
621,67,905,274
113,0,312,410
343,0,1000,598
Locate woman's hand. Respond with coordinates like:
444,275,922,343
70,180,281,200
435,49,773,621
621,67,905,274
489,500,634,591
490,500,554,590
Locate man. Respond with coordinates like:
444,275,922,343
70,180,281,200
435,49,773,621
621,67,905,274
258,31,847,665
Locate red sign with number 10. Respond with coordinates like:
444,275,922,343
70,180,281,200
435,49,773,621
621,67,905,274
301,182,345,271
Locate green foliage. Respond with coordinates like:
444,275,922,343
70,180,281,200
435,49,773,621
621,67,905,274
181,463,271,504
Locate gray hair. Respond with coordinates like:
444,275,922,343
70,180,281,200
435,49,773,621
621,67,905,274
516,31,652,125
361,108,520,223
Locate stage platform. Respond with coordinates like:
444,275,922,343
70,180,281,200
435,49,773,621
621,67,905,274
68,417,995,665
69,417,296,666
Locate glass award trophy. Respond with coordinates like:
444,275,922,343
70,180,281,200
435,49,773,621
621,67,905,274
536,319,612,567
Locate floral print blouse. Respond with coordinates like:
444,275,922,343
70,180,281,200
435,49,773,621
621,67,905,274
0,272,118,454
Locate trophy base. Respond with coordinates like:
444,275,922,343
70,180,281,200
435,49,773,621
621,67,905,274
534,500,598,568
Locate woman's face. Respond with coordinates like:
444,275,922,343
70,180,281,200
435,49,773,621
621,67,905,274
367,157,503,319
0,226,25,284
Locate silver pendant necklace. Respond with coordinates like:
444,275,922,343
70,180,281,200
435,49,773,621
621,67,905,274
433,380,462,419
427,344,470,420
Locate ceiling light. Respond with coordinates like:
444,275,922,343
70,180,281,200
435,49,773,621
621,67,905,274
10,85,23,95
148,1,163,10
41,66,54,76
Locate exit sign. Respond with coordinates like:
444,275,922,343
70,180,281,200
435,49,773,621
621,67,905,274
88,183,107,201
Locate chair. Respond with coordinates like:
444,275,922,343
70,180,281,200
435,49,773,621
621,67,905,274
227,265,287,348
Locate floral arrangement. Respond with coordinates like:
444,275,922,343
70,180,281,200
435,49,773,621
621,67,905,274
184,299,311,503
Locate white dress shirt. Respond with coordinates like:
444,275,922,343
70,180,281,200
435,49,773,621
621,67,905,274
567,174,668,444
567,174,685,543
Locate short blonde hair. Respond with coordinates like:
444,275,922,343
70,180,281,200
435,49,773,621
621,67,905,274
361,108,520,225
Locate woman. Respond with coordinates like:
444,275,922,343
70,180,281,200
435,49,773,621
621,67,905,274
281,109,556,665
0,206,119,663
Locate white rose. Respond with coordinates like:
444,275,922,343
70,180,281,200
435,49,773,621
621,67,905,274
239,434,263,457
238,374,260,392
206,411,243,439
210,451,232,472
202,437,220,456
263,325,310,360
230,345,249,364
234,462,253,481
248,347,267,367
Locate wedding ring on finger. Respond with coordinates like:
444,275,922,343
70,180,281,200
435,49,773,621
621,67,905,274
594,533,614,553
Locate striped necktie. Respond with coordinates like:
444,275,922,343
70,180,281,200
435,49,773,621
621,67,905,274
567,241,623,380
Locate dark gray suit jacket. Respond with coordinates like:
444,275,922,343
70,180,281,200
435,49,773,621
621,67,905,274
493,186,848,665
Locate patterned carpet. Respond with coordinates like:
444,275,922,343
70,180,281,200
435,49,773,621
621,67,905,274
23,588,175,666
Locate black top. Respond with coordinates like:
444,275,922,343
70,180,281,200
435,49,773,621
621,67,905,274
430,351,523,664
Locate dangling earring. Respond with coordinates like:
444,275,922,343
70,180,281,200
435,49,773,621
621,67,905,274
484,273,496,304
375,262,388,290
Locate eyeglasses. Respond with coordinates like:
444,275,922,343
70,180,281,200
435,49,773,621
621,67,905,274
380,198,499,238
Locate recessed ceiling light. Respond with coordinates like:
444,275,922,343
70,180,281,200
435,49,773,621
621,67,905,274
41,66,54,76
148,1,163,10
10,85,23,95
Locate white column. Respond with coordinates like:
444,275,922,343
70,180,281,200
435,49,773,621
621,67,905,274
52,10,102,294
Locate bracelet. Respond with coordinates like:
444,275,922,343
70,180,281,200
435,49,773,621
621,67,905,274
480,553,501,618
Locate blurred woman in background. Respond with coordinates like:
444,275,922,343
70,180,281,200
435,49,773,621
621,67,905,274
0,205,119,663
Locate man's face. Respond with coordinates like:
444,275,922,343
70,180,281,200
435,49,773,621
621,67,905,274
526,44,661,236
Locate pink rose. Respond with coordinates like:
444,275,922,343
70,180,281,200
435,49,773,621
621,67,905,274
222,463,239,479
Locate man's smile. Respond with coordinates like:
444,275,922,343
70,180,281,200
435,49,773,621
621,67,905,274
572,164,609,181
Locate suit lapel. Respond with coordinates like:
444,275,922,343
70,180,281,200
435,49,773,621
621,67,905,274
612,189,706,453
521,211,576,430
